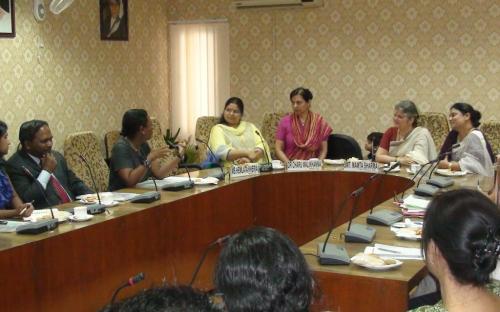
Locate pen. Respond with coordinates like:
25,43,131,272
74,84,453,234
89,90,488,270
19,201,34,216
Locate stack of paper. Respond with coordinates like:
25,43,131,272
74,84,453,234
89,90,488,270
400,195,431,217
364,243,423,260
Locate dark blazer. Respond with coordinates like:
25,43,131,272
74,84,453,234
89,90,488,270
6,150,92,209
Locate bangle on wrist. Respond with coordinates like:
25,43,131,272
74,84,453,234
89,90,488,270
143,159,152,169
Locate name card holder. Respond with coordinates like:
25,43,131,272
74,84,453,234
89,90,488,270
286,159,323,172
230,163,261,178
344,160,380,173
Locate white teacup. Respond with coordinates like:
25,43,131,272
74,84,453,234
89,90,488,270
73,206,88,218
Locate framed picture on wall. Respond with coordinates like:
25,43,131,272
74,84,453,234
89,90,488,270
0,0,15,38
100,0,128,41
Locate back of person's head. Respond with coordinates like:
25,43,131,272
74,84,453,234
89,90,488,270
367,132,383,147
121,109,148,138
215,226,314,312
220,97,244,125
290,87,313,102
394,100,419,127
103,285,216,312
423,189,500,286
0,120,7,137
450,102,482,128
18,119,48,148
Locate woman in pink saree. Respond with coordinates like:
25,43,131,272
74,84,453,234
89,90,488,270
275,87,332,162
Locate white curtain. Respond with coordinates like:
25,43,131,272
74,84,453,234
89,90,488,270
169,21,230,139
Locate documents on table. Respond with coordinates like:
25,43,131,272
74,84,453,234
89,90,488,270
364,243,423,260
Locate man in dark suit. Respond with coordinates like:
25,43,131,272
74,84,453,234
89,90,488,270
7,120,92,209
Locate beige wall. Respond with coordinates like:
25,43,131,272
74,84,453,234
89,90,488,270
0,0,169,156
167,0,500,146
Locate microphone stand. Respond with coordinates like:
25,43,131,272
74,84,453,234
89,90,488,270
254,130,273,172
413,145,459,197
195,138,226,181
317,165,399,265
130,176,161,203
109,272,145,308
15,167,59,234
78,155,106,214
189,234,232,286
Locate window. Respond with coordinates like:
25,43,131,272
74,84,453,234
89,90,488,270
169,20,230,138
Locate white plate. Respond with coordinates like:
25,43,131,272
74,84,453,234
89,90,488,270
78,192,113,204
351,254,403,271
68,214,94,222
324,159,345,165
435,169,467,177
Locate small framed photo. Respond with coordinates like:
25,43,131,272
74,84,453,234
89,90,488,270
100,0,128,41
0,0,15,38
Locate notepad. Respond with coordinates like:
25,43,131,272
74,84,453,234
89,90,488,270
402,195,431,210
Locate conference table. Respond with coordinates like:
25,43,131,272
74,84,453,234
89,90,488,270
0,165,479,312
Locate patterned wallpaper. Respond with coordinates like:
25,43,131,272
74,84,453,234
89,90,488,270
0,0,169,156
167,0,500,146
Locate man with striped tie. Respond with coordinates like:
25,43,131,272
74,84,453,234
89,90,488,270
7,120,92,209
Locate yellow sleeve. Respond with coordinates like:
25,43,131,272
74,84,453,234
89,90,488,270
208,125,231,161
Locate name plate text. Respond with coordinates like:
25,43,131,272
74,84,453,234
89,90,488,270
344,160,379,173
286,159,323,171
230,163,261,178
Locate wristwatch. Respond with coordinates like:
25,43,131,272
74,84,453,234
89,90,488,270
143,159,152,169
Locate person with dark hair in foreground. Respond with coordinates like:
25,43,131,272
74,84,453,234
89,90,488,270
215,226,314,312
408,189,500,312
108,109,183,191
7,120,92,208
438,102,495,176
101,285,218,312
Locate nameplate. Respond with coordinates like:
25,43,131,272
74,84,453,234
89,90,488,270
344,160,379,173
230,163,261,178
286,159,323,172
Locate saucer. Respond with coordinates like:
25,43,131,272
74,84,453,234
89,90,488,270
68,214,94,222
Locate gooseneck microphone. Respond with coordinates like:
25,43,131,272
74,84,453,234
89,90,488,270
78,155,106,214
413,144,460,197
195,138,225,180
15,166,58,234
254,130,273,172
130,176,161,203
318,165,400,264
189,234,232,286
109,272,145,307
21,166,53,211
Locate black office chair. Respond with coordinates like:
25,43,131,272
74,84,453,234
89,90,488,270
326,134,363,160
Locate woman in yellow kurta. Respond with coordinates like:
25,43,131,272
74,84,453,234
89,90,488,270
208,97,271,167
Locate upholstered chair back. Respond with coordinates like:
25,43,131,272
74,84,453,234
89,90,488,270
418,112,450,150
481,121,500,154
261,112,287,159
104,130,121,164
194,116,220,162
63,131,109,192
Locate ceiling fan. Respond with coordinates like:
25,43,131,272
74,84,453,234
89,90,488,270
33,0,75,21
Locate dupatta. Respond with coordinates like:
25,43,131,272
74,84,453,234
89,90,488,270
289,112,332,160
